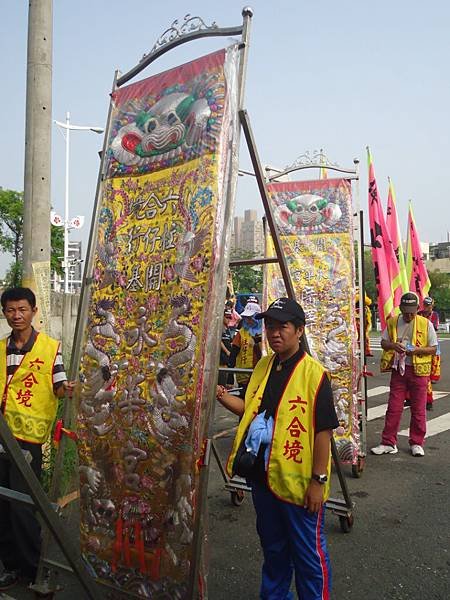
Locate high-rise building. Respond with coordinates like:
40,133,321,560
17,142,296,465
232,209,264,256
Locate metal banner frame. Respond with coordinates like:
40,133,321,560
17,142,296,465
265,151,368,475
0,8,254,600
264,151,368,476
69,10,253,599
231,129,361,530
0,10,367,599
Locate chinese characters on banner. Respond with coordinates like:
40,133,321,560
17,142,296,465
76,47,239,597
264,179,359,464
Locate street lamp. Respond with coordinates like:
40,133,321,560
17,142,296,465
53,112,104,293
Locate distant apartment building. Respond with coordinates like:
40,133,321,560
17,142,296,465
429,241,450,260
232,209,264,256
427,241,450,274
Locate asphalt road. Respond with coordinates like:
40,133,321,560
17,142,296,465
5,339,450,599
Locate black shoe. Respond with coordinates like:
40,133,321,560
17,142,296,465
0,569,20,590
426,403,433,411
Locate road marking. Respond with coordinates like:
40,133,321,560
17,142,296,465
368,391,449,424
368,403,388,421
367,386,390,397
399,412,450,438
432,391,449,401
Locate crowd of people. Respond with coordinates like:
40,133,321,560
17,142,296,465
0,285,443,597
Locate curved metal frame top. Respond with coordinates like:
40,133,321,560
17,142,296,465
267,161,359,182
117,7,253,88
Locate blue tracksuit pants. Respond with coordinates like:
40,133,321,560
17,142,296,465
251,481,331,600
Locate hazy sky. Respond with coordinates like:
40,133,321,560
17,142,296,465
2,1,450,275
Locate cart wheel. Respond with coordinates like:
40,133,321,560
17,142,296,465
231,489,245,506
351,456,365,478
339,514,354,534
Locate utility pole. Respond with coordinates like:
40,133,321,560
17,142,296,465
22,0,53,332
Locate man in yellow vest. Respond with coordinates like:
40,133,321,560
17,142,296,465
0,287,74,590
217,298,338,600
228,300,262,398
418,296,440,411
371,292,437,458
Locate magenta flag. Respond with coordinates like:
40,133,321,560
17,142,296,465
406,201,431,306
367,148,399,329
386,178,409,302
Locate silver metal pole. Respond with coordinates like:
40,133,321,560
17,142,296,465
68,70,119,382
64,112,70,294
354,159,368,459
189,11,254,597
237,7,253,109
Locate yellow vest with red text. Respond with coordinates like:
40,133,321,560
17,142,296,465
227,352,331,504
380,315,432,376
0,333,60,443
235,328,256,384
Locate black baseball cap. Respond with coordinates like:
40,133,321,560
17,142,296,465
423,296,433,306
399,292,419,313
255,298,306,324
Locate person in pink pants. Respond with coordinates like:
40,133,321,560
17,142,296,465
371,292,438,458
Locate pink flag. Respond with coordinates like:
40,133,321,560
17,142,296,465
367,149,399,329
406,202,431,306
386,178,409,301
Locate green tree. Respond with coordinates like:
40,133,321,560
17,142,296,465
354,243,377,302
51,225,64,275
0,188,64,286
0,189,23,285
230,249,263,293
429,270,450,310
362,247,377,302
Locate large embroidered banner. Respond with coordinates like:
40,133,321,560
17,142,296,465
264,179,359,464
76,47,239,597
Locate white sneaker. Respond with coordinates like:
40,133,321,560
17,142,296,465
410,444,425,457
370,444,398,455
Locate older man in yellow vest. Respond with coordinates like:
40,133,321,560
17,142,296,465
0,287,74,590
371,292,438,458
217,298,338,600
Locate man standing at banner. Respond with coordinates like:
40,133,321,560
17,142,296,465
217,298,338,600
0,287,74,589
228,300,262,398
225,299,241,337
418,296,441,410
371,292,437,457
219,307,234,386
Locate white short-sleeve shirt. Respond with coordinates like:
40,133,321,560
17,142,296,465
381,315,438,365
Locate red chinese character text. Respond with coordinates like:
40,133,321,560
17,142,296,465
21,373,38,388
288,395,308,413
16,389,33,407
283,439,304,463
286,416,307,438
29,358,45,370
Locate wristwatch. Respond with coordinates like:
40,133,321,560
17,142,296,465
311,473,328,484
